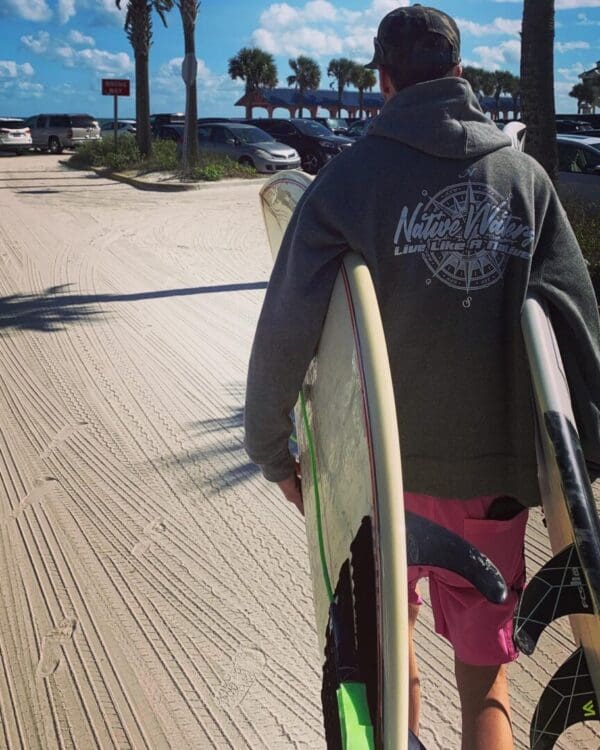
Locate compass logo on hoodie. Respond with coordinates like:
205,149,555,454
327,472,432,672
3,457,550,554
393,173,534,306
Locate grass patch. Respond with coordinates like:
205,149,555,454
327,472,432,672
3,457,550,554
563,200,600,300
67,137,260,182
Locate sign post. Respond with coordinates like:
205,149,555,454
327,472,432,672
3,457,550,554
101,79,131,150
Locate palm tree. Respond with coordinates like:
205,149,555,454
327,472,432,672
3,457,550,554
327,57,355,117
521,0,557,182
462,65,486,99
350,65,376,119
228,47,278,119
569,81,596,114
178,0,199,177
287,56,320,117
493,70,514,120
116,0,174,158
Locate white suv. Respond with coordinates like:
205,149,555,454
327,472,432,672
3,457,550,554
0,118,32,155
557,134,600,206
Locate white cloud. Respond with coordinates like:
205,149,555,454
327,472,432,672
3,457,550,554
153,57,243,107
253,0,409,60
0,60,35,78
472,39,521,70
69,29,95,46
1,0,52,22
58,0,76,24
21,31,133,77
495,0,600,6
74,48,132,75
557,62,586,79
577,11,600,24
0,59,43,100
555,41,590,53
456,17,521,37
21,31,50,55
555,0,600,8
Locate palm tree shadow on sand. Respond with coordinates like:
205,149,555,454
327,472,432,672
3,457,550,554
167,387,261,492
0,281,268,335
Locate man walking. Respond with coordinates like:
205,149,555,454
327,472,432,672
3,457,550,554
245,5,600,748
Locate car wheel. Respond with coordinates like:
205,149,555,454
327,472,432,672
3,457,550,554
301,152,322,175
239,156,254,169
15,150,23,156
48,137,62,155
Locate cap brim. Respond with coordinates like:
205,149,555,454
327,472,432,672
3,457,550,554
364,57,378,69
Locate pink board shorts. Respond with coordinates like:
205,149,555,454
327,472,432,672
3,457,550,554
405,492,528,666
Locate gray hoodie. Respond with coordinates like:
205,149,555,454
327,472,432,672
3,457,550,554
244,77,600,506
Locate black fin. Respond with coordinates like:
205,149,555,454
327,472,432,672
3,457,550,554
514,544,593,655
405,511,507,605
531,647,599,750
408,729,427,749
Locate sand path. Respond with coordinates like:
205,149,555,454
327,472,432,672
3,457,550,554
0,153,597,749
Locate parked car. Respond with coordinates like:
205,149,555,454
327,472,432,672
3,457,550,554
154,124,185,144
556,134,600,206
246,118,353,174
100,119,136,139
196,122,301,173
555,119,593,134
0,118,32,155
302,117,350,135
345,117,375,139
150,113,184,137
26,113,100,153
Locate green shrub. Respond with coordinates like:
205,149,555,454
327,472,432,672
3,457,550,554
68,135,140,170
190,154,257,181
68,133,261,183
563,200,600,300
141,138,180,172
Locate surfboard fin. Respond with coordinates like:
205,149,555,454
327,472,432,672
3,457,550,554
514,544,593,655
405,511,507,605
531,647,599,750
322,560,376,750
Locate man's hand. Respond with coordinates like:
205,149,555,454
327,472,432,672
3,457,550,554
277,463,304,515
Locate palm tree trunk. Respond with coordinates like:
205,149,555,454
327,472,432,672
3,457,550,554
521,0,557,182
180,0,198,177
338,84,343,117
135,51,152,158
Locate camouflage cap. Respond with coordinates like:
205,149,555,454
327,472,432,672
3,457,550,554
365,4,461,70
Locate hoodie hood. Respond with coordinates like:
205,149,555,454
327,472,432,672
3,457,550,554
368,77,512,159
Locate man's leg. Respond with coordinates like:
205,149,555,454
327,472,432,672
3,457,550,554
454,657,513,750
408,602,421,735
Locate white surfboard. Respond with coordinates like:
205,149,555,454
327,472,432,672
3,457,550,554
516,294,600,749
260,171,409,750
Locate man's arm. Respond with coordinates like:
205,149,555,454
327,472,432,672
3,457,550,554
244,176,348,488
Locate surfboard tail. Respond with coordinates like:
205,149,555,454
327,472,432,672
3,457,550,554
531,647,599,750
514,544,593,655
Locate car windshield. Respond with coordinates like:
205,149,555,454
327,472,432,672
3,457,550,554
230,126,274,144
0,119,26,129
293,120,333,137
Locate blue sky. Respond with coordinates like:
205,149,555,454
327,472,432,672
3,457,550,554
0,0,598,118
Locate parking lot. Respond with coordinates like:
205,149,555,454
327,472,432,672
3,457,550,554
0,153,598,749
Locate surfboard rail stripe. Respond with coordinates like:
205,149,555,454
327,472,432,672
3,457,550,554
299,390,334,603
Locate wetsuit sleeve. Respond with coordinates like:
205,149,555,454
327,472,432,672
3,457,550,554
528,191,600,477
244,178,348,481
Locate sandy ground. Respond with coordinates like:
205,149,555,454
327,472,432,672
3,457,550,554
0,152,598,750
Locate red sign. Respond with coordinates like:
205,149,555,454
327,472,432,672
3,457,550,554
102,79,130,96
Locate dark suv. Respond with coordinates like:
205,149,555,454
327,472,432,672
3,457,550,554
246,118,353,174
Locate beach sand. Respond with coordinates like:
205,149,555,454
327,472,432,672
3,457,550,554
0,153,597,749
